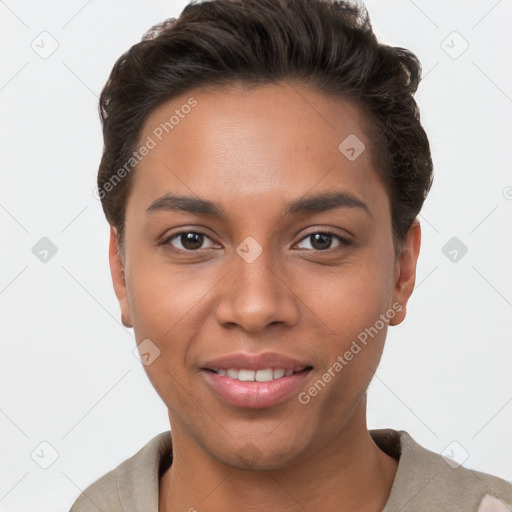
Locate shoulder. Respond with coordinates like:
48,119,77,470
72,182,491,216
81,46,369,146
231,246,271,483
371,428,512,511
69,431,172,512
69,470,119,512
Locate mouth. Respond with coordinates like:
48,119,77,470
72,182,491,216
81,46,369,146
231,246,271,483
199,352,314,409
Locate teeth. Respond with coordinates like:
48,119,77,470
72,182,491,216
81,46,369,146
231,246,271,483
227,369,238,379
238,369,255,381
215,368,296,381
272,368,285,379
255,369,273,382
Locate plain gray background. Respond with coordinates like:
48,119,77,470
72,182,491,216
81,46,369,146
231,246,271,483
1,0,511,510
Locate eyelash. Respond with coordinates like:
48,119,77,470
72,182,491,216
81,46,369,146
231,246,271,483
161,228,351,254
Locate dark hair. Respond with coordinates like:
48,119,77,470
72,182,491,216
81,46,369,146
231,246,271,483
97,0,433,259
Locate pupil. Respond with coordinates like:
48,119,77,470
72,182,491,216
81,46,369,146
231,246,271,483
311,233,331,250
182,233,203,250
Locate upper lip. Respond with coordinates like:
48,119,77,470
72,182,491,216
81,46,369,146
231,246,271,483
200,352,313,372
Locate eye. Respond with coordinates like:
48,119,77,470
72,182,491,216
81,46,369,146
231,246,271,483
163,230,218,252
161,228,351,253
295,230,351,251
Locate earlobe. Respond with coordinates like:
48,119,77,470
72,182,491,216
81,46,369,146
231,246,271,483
389,220,421,326
108,225,133,328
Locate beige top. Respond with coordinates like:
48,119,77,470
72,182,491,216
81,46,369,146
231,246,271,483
69,429,512,511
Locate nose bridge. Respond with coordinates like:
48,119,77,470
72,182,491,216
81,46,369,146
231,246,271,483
215,236,299,331
235,238,277,292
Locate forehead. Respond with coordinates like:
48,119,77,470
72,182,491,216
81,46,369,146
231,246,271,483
127,81,388,218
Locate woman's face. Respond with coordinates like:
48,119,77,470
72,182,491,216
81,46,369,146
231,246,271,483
110,81,419,469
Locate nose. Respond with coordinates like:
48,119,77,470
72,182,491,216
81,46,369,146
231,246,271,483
215,246,300,333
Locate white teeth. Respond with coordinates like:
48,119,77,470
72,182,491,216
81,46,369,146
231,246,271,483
238,369,255,381
272,368,285,379
215,368,294,382
255,369,273,382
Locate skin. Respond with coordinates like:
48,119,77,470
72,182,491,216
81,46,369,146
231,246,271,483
109,81,421,512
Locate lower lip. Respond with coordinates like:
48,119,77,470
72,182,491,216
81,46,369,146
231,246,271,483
201,369,312,409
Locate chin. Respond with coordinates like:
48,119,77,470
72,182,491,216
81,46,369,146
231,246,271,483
213,435,310,471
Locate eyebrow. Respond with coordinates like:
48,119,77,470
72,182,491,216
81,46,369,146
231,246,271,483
145,189,371,218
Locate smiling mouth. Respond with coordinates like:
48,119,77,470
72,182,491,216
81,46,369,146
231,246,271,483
203,366,313,382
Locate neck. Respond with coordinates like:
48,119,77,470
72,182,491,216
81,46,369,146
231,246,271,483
159,399,398,512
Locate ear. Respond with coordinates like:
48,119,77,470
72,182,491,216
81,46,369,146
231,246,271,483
389,219,421,326
108,225,133,328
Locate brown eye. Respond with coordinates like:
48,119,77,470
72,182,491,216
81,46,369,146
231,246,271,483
164,231,216,252
296,231,350,251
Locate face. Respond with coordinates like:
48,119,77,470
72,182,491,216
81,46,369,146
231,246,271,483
109,81,420,470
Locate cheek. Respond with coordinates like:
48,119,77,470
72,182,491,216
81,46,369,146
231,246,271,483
301,249,395,387
125,260,219,399
126,267,192,409
302,254,394,339
126,259,213,341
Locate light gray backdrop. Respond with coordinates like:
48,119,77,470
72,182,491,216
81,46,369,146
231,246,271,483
1,0,511,510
